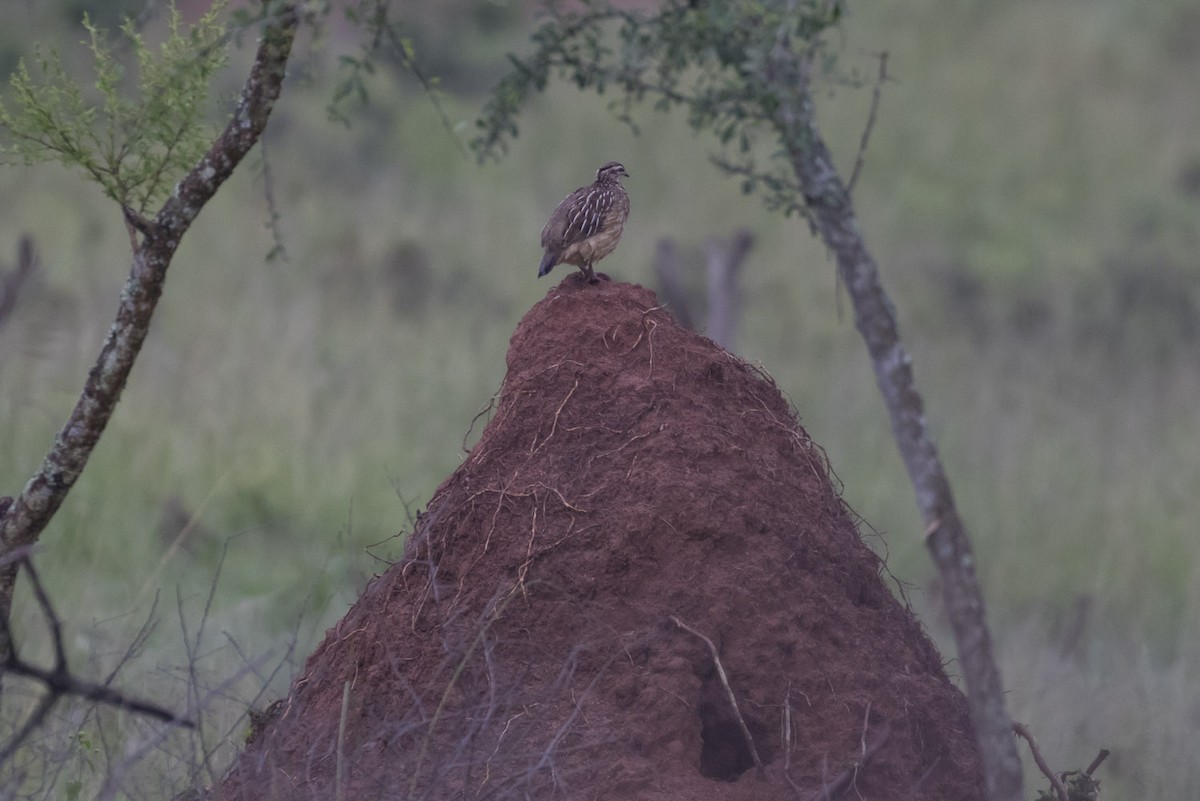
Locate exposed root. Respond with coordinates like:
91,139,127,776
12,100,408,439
806,715,891,801
670,615,764,777
531,376,581,455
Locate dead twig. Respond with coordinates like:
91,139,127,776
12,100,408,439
669,615,764,777
782,683,805,799
846,50,889,197
0,554,193,764
1013,722,1069,801
1084,748,1110,776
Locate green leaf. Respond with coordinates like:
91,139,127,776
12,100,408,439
0,0,230,214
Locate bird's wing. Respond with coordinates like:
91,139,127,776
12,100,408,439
541,185,614,249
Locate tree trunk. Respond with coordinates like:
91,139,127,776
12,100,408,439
772,50,1025,801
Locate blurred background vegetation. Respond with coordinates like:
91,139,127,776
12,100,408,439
0,0,1197,796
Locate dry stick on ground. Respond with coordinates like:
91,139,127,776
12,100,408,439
1012,722,1069,801
0,5,300,664
0,552,192,764
770,41,1025,801
669,615,764,778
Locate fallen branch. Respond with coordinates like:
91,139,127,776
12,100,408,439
669,615,764,777
1013,722,1069,801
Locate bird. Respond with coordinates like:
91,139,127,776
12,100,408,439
538,161,630,283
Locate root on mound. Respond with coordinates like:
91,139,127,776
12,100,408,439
218,276,985,801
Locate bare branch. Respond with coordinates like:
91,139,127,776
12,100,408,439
670,615,764,776
259,130,289,263
845,51,888,197
0,556,193,765
1084,748,1110,776
1013,722,1069,801
774,45,1024,801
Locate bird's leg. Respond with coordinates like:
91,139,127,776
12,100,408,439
582,263,598,283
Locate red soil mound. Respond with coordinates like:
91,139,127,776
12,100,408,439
218,277,985,800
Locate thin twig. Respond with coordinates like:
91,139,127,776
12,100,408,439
669,615,764,775
846,50,888,197
1013,722,1069,801
381,22,470,160
259,128,289,263
92,650,273,801
0,557,193,764
782,683,806,800
336,680,351,801
806,723,890,801
409,589,517,798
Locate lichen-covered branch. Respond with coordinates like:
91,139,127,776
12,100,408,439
770,46,1024,801
0,4,299,652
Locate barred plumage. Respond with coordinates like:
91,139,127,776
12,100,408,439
538,161,630,283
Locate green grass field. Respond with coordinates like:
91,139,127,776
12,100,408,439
1,0,1198,796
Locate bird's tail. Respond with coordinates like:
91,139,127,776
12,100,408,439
537,251,557,278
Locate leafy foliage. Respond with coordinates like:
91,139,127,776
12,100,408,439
0,2,229,214
472,0,846,216
320,0,464,156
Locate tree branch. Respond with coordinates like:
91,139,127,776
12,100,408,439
1012,722,1068,801
0,553,192,764
0,4,300,659
772,46,1024,801
845,50,888,196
